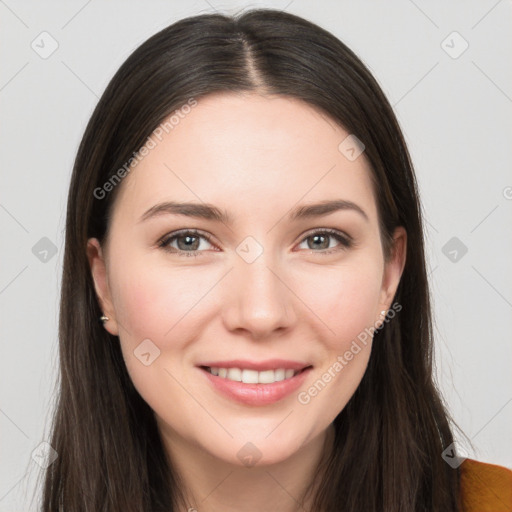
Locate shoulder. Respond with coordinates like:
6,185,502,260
459,458,512,511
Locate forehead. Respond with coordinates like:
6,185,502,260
111,92,378,227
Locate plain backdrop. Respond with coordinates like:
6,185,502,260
1,0,511,510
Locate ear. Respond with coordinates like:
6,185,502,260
86,238,119,336
376,226,407,325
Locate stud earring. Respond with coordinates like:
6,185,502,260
376,310,387,330
100,315,109,323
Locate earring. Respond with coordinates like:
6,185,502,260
100,315,109,323
376,310,387,329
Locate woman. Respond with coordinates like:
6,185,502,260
40,8,511,512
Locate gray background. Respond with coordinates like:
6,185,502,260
1,0,511,509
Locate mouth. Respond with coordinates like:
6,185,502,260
199,365,312,384
196,360,313,406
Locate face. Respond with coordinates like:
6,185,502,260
87,92,406,468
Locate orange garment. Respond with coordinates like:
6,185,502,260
459,458,512,511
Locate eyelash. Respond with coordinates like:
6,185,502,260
157,228,353,258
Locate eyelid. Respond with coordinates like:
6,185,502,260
295,227,353,253
300,227,353,243
157,228,218,254
157,227,354,256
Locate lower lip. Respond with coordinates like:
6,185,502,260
199,367,312,406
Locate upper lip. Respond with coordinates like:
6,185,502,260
197,359,312,371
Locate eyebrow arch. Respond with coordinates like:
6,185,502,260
289,199,369,222
139,199,369,224
139,201,234,224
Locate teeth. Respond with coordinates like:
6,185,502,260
274,369,285,381
206,367,302,384
227,368,242,381
258,369,275,384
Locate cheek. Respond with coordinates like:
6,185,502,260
108,263,203,416
300,260,382,416
112,274,168,343
110,260,205,346
296,273,379,424
295,257,383,346
108,259,215,398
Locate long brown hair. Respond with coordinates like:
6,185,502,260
38,8,465,511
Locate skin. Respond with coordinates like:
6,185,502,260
87,92,406,512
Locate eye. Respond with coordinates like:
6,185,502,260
296,228,353,255
158,229,216,257
158,228,353,257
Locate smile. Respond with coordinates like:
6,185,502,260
202,366,306,384
197,360,313,406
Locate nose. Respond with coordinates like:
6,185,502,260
222,252,296,340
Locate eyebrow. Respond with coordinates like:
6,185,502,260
139,199,369,224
